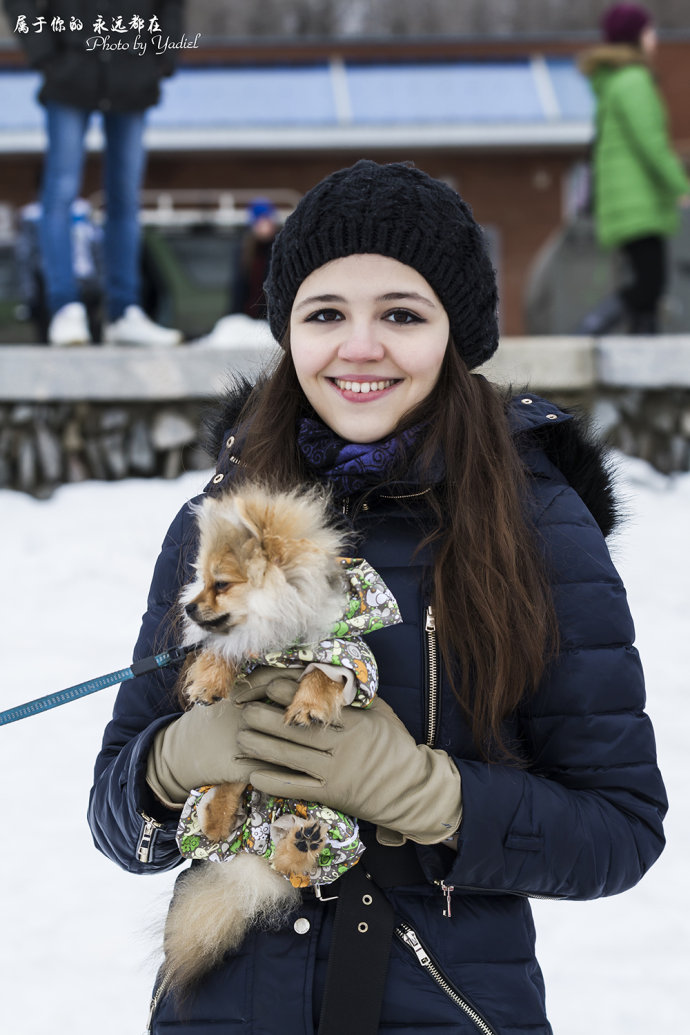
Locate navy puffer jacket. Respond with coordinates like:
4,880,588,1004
87,392,666,1035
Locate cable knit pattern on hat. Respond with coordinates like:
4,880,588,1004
264,160,499,370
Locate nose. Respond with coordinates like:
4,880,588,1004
185,602,199,619
337,322,385,363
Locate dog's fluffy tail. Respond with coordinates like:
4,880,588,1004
162,855,301,994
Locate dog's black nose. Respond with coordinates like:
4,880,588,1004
185,602,199,618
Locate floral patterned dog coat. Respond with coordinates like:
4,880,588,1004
176,558,402,886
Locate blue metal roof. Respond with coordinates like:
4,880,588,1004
0,57,594,152
546,58,595,121
346,62,546,124
153,65,338,127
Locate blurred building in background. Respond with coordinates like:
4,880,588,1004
0,22,688,338
1,6,689,492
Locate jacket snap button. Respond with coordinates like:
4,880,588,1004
362,894,373,906
521,397,533,404
212,473,224,484
546,413,558,420
293,918,310,935
226,436,235,449
358,922,369,933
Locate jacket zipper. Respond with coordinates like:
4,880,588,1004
344,486,432,514
425,605,439,747
396,922,496,1035
379,488,433,501
348,504,553,912
350,499,439,745
143,971,172,1034
137,812,163,864
439,882,563,902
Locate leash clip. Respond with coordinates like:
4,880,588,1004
165,644,198,664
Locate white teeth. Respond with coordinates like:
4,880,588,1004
334,379,394,394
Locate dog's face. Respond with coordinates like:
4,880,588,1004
181,485,346,658
183,545,258,636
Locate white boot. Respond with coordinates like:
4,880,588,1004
47,302,91,346
103,305,182,346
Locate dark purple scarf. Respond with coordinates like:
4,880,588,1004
297,416,438,498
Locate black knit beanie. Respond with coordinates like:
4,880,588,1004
264,160,499,370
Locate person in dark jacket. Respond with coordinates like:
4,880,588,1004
88,160,667,1035
4,0,183,346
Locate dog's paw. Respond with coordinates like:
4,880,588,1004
283,695,339,727
182,653,236,707
284,668,345,727
294,821,326,857
198,782,245,843
185,685,226,706
271,818,327,877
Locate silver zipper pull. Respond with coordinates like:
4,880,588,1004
137,812,162,864
425,605,435,631
441,881,455,918
400,926,431,966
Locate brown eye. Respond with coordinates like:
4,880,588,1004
214,580,230,593
306,308,342,322
384,308,424,324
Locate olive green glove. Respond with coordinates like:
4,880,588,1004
232,665,302,703
146,668,301,809
236,689,463,846
146,697,256,809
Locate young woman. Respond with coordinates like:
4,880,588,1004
88,160,667,1034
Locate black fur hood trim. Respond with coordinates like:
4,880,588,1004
202,380,620,539
200,374,256,461
509,394,620,538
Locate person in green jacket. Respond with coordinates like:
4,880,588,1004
578,3,689,334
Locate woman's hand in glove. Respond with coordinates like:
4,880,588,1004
145,667,301,810
236,690,463,845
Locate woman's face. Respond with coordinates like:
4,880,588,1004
289,254,449,443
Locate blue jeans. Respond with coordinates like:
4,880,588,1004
40,102,147,320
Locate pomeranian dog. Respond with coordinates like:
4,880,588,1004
161,482,360,995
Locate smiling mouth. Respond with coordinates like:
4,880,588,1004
330,378,399,394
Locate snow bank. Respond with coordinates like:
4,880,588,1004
0,458,686,1033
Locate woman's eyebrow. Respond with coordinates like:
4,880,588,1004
294,290,437,312
378,291,437,308
293,294,345,312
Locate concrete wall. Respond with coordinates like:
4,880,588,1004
482,336,690,474
1,337,689,495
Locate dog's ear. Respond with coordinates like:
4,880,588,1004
243,539,269,584
262,533,289,567
233,496,265,541
262,535,327,570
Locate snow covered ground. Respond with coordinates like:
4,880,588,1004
0,457,687,1034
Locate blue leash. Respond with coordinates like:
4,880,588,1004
0,644,196,726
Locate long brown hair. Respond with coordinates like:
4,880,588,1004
236,341,558,761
